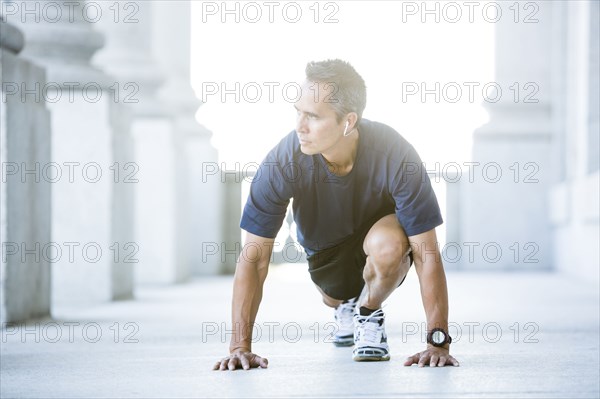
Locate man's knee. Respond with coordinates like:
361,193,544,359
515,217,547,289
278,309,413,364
363,216,410,268
369,238,409,267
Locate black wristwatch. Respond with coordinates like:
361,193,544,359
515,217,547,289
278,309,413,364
427,328,452,347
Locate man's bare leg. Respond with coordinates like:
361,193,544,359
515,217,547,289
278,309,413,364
361,214,411,311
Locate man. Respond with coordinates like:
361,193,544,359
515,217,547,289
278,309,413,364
213,59,459,371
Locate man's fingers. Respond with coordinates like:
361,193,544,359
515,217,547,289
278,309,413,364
219,358,229,371
240,355,251,370
403,353,419,366
403,351,460,368
228,357,239,371
429,354,439,367
250,355,268,368
215,353,269,371
259,357,268,368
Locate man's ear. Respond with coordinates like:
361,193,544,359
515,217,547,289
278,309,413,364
346,112,359,131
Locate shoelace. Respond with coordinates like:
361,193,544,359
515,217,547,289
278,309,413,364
355,309,385,343
359,320,381,343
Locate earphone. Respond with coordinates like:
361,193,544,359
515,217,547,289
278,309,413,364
343,121,350,136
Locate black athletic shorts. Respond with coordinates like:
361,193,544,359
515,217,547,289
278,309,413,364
306,214,414,301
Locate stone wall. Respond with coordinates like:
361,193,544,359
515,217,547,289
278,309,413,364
1,21,52,322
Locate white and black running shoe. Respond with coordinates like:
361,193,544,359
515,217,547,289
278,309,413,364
352,308,390,361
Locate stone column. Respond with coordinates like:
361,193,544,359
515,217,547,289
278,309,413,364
150,0,223,276
0,20,52,322
549,1,599,283
3,0,133,306
459,2,555,270
93,1,187,284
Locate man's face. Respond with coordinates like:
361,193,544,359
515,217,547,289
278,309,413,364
294,80,346,155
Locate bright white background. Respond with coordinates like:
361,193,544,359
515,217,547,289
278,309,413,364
190,1,495,166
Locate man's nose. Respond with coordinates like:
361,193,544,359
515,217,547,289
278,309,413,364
296,114,308,133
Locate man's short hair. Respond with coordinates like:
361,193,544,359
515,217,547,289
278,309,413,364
305,59,367,124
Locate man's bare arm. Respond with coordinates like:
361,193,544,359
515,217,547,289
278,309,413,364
404,228,459,367
214,232,274,371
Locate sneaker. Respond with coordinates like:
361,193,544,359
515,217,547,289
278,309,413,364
352,308,390,361
332,297,359,347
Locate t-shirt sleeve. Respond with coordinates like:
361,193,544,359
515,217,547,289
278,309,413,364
390,145,443,237
240,154,292,239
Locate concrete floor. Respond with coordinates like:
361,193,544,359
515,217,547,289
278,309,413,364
1,264,599,398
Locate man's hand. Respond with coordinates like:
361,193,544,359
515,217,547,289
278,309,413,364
213,349,268,371
403,346,460,367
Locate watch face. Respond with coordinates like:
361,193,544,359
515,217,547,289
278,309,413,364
432,330,445,344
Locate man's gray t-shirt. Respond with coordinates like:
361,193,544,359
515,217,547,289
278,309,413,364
240,119,443,255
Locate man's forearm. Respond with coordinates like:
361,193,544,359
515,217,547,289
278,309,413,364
229,258,269,353
416,256,450,340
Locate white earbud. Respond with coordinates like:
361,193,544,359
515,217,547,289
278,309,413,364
343,121,350,136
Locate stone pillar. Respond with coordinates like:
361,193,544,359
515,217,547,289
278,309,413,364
93,1,186,284
0,20,52,322
549,1,599,283
150,0,223,276
3,0,133,305
459,2,555,270
108,100,136,298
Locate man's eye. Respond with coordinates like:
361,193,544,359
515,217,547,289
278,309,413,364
295,110,317,120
